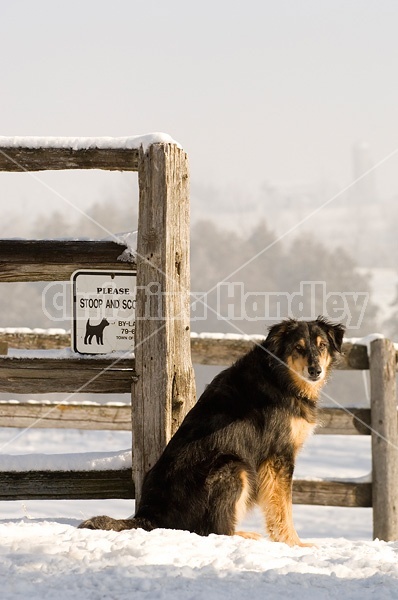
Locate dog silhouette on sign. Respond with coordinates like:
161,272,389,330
84,318,110,345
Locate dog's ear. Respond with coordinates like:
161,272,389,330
316,316,345,353
266,319,299,356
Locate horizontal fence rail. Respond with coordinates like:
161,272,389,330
292,478,372,508
0,401,132,430
191,336,371,369
0,331,373,396
0,146,140,172
0,355,135,394
0,401,372,434
0,466,372,506
0,328,371,367
0,469,135,501
0,240,136,282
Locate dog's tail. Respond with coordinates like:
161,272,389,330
78,515,155,532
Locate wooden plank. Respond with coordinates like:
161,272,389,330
0,355,135,393
190,337,370,370
0,469,370,505
0,469,134,500
293,479,372,507
0,402,374,436
0,330,70,350
0,330,378,371
317,407,371,435
0,147,139,172
190,335,257,366
370,338,398,541
132,143,196,502
0,401,131,430
341,341,370,370
0,240,136,282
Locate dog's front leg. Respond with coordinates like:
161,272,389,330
257,459,312,547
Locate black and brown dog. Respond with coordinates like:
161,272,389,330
79,316,345,546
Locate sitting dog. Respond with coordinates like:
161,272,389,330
79,316,344,546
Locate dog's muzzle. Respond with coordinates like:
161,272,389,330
307,365,323,381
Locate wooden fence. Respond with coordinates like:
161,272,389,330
0,327,397,540
0,136,196,506
0,136,397,541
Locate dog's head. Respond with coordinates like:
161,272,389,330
264,316,345,398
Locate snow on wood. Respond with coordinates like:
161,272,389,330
0,133,181,151
0,449,131,472
0,134,182,172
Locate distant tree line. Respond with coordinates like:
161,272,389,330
0,193,381,339
190,220,378,337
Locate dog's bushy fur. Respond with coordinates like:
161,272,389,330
79,316,345,546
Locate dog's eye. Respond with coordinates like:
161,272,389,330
294,345,304,353
318,342,327,350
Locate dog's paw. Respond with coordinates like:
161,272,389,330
234,530,262,541
296,541,317,548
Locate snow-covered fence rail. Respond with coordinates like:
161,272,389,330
0,135,196,507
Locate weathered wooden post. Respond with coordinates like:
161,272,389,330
132,142,196,502
370,338,398,540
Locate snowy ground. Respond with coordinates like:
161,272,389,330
1,427,397,599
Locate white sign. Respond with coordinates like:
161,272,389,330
71,270,136,354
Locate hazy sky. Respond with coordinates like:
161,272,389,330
0,0,397,223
